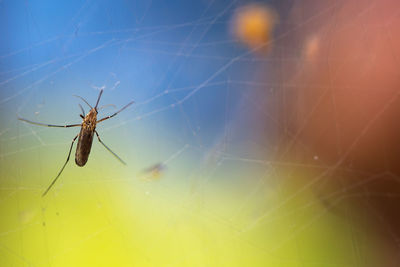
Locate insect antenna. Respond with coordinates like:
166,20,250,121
95,89,104,111
73,95,93,110
78,104,85,116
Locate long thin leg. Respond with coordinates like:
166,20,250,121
97,104,116,111
18,117,81,128
42,134,79,197
97,100,134,123
95,130,126,165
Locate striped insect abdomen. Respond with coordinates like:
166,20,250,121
75,127,94,166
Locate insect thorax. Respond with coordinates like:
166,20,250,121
83,109,98,131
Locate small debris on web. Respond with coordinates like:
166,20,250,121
139,163,167,181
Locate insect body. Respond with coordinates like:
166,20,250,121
18,90,134,196
75,107,97,166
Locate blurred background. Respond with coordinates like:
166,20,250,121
1,0,400,266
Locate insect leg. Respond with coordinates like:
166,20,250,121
97,104,116,111
42,134,79,197
18,117,81,128
96,100,134,123
94,130,126,165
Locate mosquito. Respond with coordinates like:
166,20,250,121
18,90,134,197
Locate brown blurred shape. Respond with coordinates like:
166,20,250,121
272,0,400,260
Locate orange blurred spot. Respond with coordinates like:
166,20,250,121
232,4,277,51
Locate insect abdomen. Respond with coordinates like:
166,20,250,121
75,128,94,166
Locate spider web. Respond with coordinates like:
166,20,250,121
1,0,400,266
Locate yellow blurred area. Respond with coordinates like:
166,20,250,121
0,145,384,266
